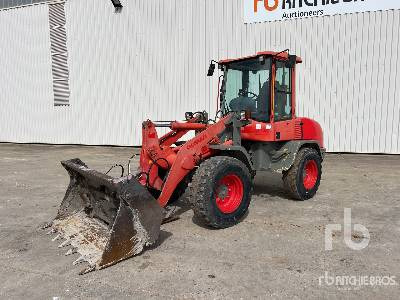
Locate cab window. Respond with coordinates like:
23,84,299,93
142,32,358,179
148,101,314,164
222,58,271,123
274,61,292,121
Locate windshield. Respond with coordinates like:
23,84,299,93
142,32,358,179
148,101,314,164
221,57,271,122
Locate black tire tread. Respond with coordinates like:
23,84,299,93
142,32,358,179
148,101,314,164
189,156,251,228
283,147,322,200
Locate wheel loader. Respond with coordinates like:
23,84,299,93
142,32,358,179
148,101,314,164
47,50,325,274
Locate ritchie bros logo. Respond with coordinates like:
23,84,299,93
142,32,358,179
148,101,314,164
253,0,366,19
254,0,279,12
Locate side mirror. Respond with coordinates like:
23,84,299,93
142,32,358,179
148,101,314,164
285,55,297,68
207,63,216,76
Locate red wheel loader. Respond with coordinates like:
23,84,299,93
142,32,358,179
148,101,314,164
47,50,325,273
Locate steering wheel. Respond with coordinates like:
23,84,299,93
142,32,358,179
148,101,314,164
239,90,258,98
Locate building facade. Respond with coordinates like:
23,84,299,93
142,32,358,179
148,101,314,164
0,0,399,153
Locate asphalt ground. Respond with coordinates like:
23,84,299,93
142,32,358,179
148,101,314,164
0,143,399,299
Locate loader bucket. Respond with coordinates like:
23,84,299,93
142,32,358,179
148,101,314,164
49,158,164,274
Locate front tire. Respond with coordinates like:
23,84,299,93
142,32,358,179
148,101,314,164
189,156,252,228
283,148,322,200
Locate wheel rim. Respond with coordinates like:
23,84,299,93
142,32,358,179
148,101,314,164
303,160,318,190
215,174,244,214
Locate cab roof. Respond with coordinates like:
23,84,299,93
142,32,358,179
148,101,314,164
219,51,302,64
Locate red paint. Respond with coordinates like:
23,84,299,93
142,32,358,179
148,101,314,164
303,160,318,190
241,117,323,147
221,51,323,147
139,115,231,207
298,117,324,148
186,134,208,150
241,120,274,141
219,51,302,65
274,119,295,141
215,174,244,214
137,51,324,208
170,122,208,131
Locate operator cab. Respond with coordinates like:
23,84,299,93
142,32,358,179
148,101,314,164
222,57,271,122
216,51,300,125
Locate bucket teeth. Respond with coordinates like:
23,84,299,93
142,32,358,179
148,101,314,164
65,248,77,256
41,222,52,230
58,239,71,248
46,158,164,274
73,255,87,266
47,228,56,235
52,234,62,242
79,265,96,275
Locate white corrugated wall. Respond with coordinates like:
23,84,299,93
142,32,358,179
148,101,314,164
0,0,399,153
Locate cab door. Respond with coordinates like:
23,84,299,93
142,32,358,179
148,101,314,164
272,61,295,141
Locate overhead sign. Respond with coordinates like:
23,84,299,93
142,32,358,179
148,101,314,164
244,0,400,23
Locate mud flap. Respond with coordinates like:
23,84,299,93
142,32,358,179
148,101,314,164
49,158,164,274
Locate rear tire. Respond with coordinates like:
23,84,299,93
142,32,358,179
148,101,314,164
283,148,322,201
189,156,252,229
